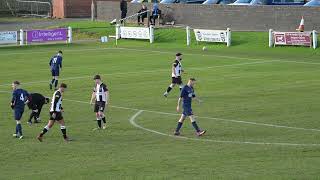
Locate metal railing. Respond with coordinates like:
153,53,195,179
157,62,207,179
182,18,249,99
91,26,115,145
15,0,52,18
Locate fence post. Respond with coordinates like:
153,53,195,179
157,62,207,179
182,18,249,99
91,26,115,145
149,25,154,43
19,29,24,46
91,0,95,21
227,28,231,47
68,27,72,43
147,11,150,27
116,24,121,40
313,30,317,49
269,29,273,48
186,26,190,46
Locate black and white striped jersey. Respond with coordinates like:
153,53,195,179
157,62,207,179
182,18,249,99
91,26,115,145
50,90,63,112
93,83,108,102
172,59,182,77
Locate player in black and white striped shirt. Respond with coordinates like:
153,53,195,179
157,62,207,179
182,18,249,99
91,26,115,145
37,83,70,142
90,75,109,130
163,53,184,97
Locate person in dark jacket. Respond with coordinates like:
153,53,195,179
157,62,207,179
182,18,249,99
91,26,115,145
120,0,127,23
27,93,49,124
137,4,148,25
150,3,161,25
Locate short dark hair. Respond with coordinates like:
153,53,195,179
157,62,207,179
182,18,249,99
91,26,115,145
60,83,67,88
13,81,20,85
189,78,196,81
58,50,63,54
93,75,101,80
176,52,182,56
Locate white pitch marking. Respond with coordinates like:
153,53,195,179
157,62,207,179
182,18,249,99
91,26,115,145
129,110,320,147
0,46,319,65
64,99,320,133
0,60,272,87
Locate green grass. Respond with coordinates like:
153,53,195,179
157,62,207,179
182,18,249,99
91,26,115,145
1,20,320,179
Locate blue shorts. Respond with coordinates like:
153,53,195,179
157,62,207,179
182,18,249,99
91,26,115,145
182,106,193,116
14,109,24,120
51,70,60,76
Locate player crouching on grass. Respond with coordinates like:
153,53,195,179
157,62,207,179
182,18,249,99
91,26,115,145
90,75,109,130
37,83,71,142
174,78,206,136
27,93,50,125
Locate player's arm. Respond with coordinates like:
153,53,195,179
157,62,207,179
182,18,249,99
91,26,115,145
59,57,62,70
49,58,52,66
24,91,30,105
176,87,185,112
172,63,177,77
176,97,182,112
10,92,16,109
192,93,202,103
104,85,109,104
90,91,96,105
51,93,61,118
52,93,61,112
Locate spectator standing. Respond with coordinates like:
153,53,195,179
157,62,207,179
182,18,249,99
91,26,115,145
120,0,127,23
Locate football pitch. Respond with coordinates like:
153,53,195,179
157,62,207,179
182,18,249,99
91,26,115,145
1,26,320,179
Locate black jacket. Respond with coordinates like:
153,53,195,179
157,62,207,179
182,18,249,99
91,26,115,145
27,93,46,109
120,0,127,12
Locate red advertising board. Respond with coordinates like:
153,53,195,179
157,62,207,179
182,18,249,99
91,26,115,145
274,32,312,46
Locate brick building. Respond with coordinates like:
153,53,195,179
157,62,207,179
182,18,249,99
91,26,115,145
53,0,118,18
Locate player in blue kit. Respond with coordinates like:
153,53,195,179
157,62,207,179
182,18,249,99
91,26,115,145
174,78,206,136
10,81,29,139
49,50,63,90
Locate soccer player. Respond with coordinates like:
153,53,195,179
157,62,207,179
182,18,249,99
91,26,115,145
90,75,109,130
49,50,63,90
10,81,29,139
163,53,184,97
174,78,206,136
37,83,70,142
27,93,50,125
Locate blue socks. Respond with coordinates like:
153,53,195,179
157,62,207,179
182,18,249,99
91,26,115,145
16,124,22,136
192,121,200,132
175,122,183,132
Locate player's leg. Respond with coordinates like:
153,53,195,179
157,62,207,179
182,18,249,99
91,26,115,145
164,79,176,97
189,115,206,136
35,104,43,123
94,103,102,130
38,120,55,141
28,110,37,125
57,119,70,141
14,110,24,139
177,77,183,91
99,103,107,129
54,75,59,90
50,70,55,90
100,112,107,129
96,112,102,129
174,114,186,135
37,112,56,142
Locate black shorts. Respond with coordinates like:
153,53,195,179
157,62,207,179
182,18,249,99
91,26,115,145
172,76,182,84
49,112,63,121
94,101,106,113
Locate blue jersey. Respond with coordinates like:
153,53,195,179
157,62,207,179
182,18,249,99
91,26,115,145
180,85,196,108
12,89,29,110
49,55,62,71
